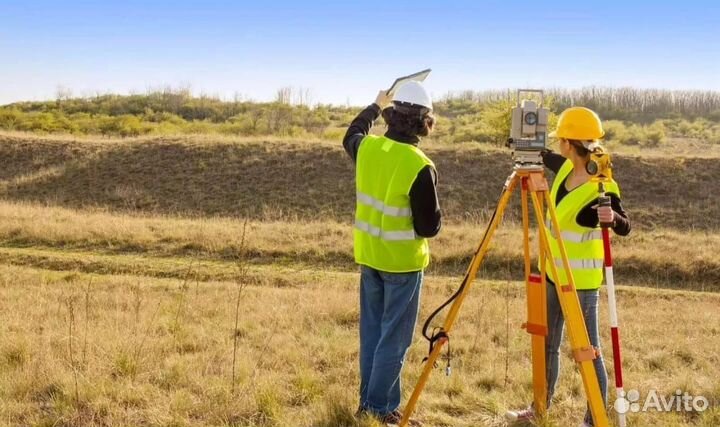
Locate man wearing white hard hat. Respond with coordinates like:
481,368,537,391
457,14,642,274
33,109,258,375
342,81,440,426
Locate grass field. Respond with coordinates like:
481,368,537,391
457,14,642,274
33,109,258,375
1,132,720,229
1,262,719,426
0,132,718,426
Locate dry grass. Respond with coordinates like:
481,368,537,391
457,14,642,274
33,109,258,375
0,133,718,426
603,137,720,159
1,132,720,228
0,262,717,427
0,200,717,290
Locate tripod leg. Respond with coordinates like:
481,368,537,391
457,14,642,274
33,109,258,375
529,190,609,427
538,194,548,353
522,179,547,416
538,192,549,410
399,175,520,427
522,178,531,293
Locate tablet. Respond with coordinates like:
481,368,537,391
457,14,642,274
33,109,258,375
387,69,432,95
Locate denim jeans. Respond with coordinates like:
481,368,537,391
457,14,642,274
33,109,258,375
359,265,423,416
546,281,608,426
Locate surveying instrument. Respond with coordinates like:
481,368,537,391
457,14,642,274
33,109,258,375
399,90,610,427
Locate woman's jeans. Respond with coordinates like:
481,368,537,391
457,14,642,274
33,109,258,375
359,265,423,415
546,282,608,426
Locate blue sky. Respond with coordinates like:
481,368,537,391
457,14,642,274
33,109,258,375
1,1,718,106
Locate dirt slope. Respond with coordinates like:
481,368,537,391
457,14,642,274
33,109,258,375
0,134,716,229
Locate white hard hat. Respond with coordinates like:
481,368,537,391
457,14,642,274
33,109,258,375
392,81,433,110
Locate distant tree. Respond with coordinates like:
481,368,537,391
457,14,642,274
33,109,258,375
276,87,292,105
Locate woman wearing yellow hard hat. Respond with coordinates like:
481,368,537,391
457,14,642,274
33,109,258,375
506,107,631,427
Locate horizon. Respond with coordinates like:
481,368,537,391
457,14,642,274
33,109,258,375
2,1,719,106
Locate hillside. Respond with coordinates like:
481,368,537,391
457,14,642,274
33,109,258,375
1,133,718,230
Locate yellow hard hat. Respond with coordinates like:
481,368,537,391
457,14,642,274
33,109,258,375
549,107,605,140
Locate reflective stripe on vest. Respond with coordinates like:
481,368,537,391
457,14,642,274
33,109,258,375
355,219,416,241
357,191,412,217
553,258,605,270
546,219,603,243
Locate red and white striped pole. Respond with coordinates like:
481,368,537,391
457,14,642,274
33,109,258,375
599,188,626,427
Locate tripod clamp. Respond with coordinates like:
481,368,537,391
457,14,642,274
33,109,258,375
423,328,452,376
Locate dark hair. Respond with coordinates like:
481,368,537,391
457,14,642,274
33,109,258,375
381,104,435,137
567,139,592,158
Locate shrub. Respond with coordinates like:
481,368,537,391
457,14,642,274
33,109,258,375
97,115,147,137
642,121,666,147
0,108,22,130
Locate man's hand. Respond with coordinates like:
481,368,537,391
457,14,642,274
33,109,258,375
598,205,615,226
374,90,392,110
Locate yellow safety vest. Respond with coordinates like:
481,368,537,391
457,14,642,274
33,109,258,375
354,135,435,272
542,160,620,290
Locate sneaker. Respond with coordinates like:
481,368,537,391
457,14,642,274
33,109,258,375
578,422,592,427
380,409,423,426
505,406,535,422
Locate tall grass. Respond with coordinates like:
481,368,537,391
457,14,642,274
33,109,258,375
0,200,716,289
0,262,717,426
232,220,250,393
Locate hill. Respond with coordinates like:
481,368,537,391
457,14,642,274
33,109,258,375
0,133,718,230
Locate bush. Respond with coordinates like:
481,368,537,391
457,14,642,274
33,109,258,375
0,108,22,130
444,99,516,144
98,115,147,137
17,112,68,133
321,127,345,141
602,120,626,142
604,120,666,146
642,121,666,147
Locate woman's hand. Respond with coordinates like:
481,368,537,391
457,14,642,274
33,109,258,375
598,205,615,225
374,90,392,110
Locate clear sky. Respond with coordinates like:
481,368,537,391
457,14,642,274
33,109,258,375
1,1,719,106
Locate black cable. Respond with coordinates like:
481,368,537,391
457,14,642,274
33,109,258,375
420,186,507,358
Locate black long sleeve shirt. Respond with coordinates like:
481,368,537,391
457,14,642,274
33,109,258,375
542,151,631,236
343,104,442,237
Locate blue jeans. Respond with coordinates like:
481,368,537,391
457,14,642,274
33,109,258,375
546,281,608,426
359,265,423,415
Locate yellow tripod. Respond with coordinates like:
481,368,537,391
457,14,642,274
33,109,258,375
400,165,609,427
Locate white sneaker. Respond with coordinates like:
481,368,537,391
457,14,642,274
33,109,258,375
505,407,535,422
578,422,592,427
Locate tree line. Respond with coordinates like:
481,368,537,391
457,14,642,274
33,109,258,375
1,87,719,145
